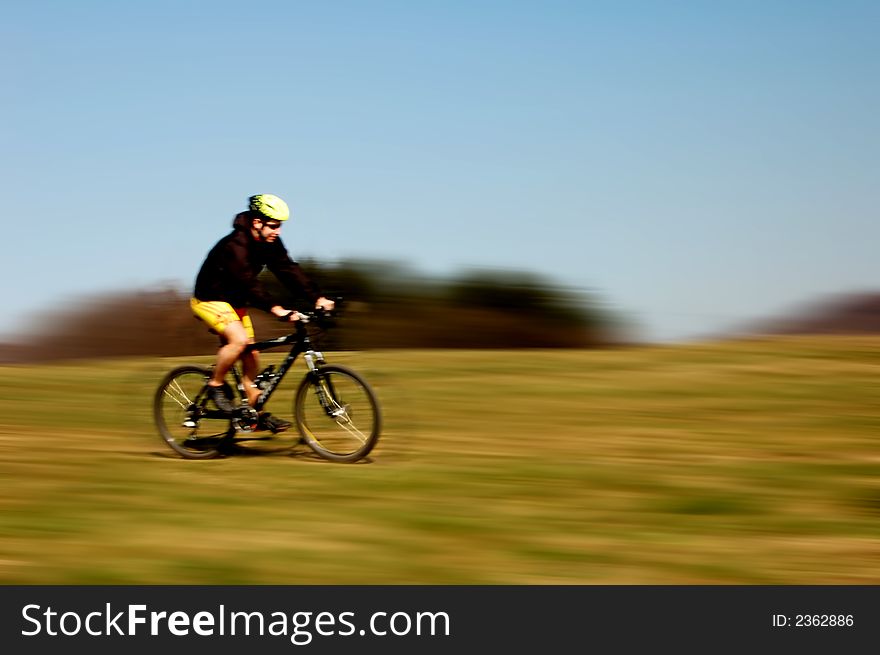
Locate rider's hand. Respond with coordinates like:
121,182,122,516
315,297,335,312
271,306,300,321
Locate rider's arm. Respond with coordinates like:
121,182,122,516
265,241,323,305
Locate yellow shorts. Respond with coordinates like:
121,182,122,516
190,299,255,340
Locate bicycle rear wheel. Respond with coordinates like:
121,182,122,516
294,364,381,462
154,365,234,459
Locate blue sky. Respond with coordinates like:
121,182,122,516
3,1,878,341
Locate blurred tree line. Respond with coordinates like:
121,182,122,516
0,260,627,362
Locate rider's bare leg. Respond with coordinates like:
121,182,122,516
209,321,249,388
208,321,263,405
241,349,261,406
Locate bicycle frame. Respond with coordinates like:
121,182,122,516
224,318,325,413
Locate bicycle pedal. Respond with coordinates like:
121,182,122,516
234,417,259,433
181,419,198,429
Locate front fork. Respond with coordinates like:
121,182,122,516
303,350,325,373
304,352,345,419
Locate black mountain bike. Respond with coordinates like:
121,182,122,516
154,308,381,462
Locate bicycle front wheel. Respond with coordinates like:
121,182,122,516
154,365,234,459
294,364,381,462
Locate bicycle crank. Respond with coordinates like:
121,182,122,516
234,406,260,432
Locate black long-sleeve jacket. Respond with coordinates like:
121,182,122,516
193,212,321,311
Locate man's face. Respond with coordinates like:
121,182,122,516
255,219,283,242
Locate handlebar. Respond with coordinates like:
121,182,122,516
277,298,342,325
277,310,324,324
277,311,306,323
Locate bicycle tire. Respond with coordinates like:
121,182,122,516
294,364,381,463
154,365,235,459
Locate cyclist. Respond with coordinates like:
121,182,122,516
191,193,334,433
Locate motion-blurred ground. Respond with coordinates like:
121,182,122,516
1,337,878,583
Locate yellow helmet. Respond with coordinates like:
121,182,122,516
248,194,290,221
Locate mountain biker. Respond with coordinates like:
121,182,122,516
191,193,335,433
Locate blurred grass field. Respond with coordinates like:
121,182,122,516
1,336,878,584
